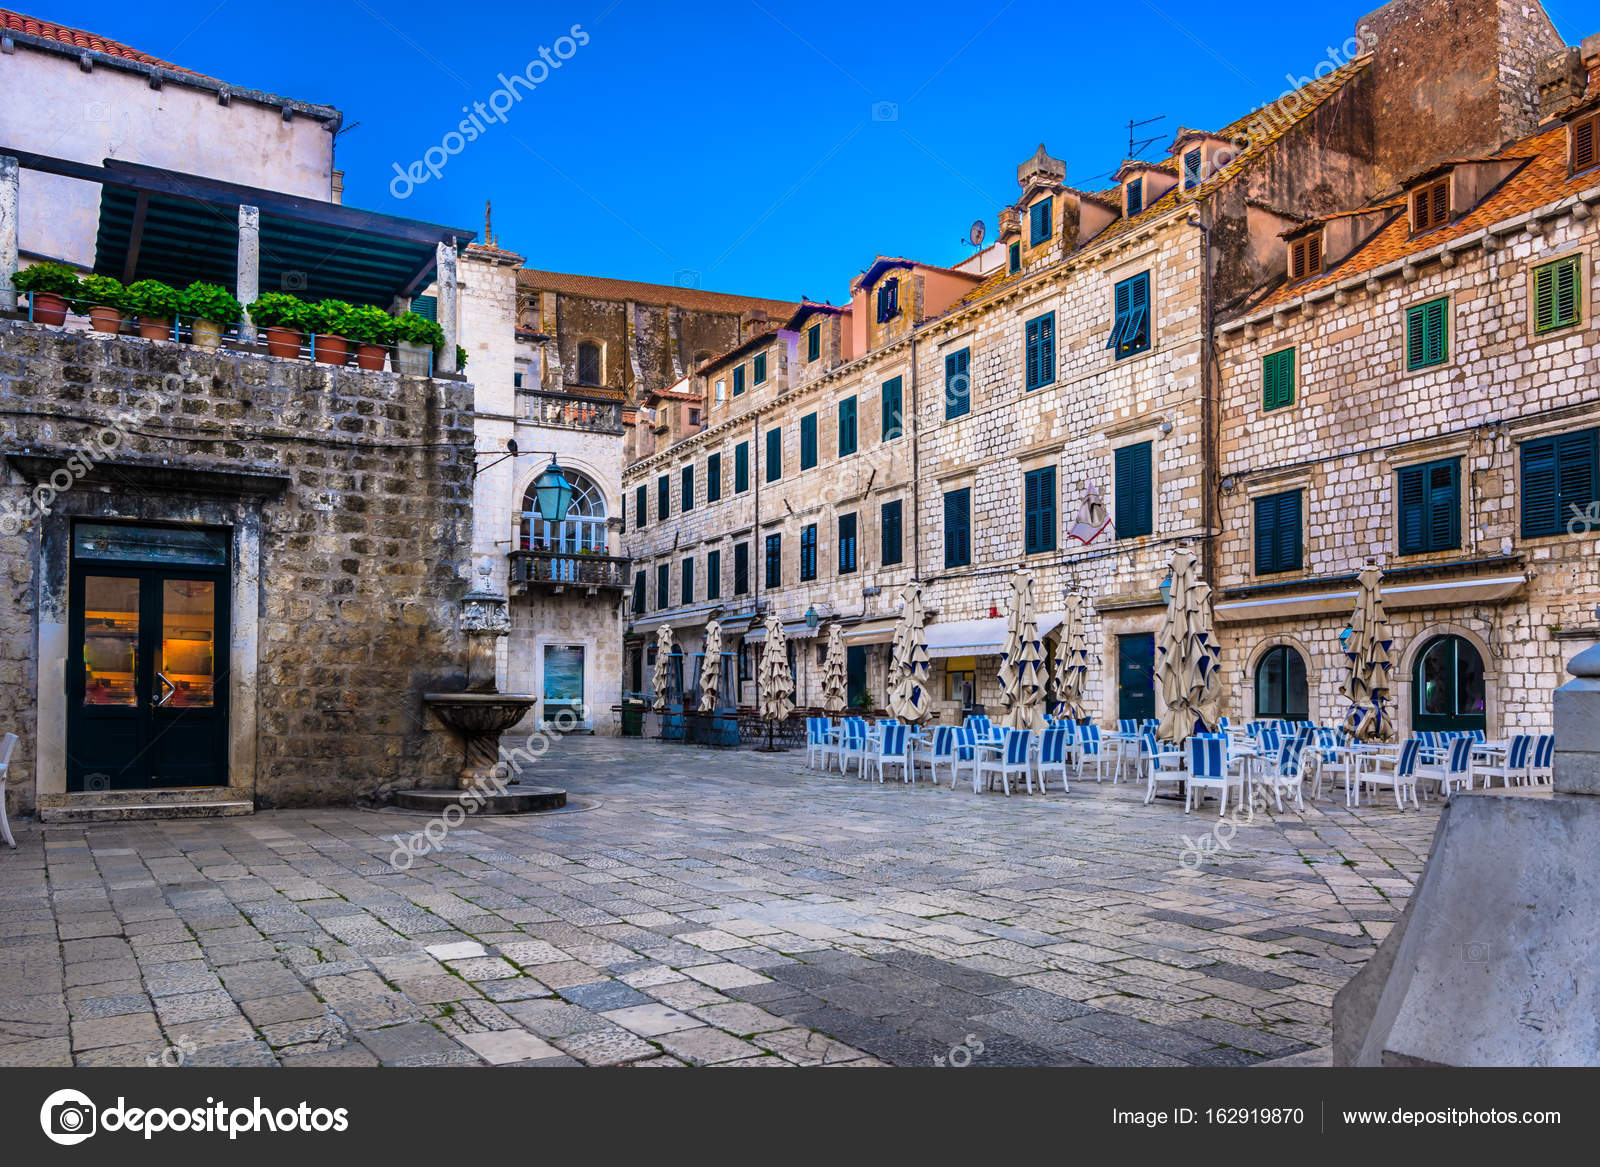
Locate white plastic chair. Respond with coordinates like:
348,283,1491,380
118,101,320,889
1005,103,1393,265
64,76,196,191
1259,737,1308,812
1038,725,1071,794
1415,734,1475,800
1359,739,1421,809
805,718,834,770
863,723,912,784
1076,724,1111,782
976,728,1033,795
0,733,16,848
1141,730,1184,805
1475,733,1532,788
838,718,869,776
1185,735,1244,816
1529,734,1554,785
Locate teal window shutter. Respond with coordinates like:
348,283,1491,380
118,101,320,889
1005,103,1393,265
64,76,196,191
412,294,437,321
681,465,694,511
765,428,781,481
1030,196,1053,245
943,488,971,568
882,377,902,439
765,533,782,588
733,365,745,395
807,322,822,361
632,570,646,614
1126,178,1143,216
1254,490,1303,574
1263,348,1296,410
1008,242,1020,274
1521,428,1599,537
682,557,694,604
800,413,817,470
707,453,721,502
1183,148,1202,189
838,396,857,456
1108,272,1151,357
800,524,817,581
839,513,857,573
1024,466,1056,553
657,475,669,520
881,500,903,565
1401,460,1462,554
657,563,669,610
1406,297,1449,369
1025,312,1055,389
1114,442,1153,539
735,442,749,492
734,542,749,594
945,348,970,418
754,353,767,384
1397,464,1427,555
706,549,720,600
635,485,647,528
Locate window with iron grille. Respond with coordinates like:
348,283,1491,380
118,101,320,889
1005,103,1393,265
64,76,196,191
1411,178,1450,233
799,525,817,581
944,348,970,419
1024,312,1055,390
838,513,857,574
707,453,722,502
1521,427,1599,538
807,322,821,361
733,542,749,594
706,550,721,601
1253,490,1303,574
1405,297,1449,370
1289,233,1322,281
1533,255,1582,334
876,278,899,322
1030,196,1053,245
881,500,903,566
1024,466,1057,554
577,341,601,385
1107,271,1151,358
1574,114,1598,174
765,533,782,588
1397,458,1459,556
943,488,971,568
1262,347,1296,411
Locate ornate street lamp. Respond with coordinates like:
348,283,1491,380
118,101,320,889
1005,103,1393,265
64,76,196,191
1159,572,1173,606
804,605,819,629
529,455,574,523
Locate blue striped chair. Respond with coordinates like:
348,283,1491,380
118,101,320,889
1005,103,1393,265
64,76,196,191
1038,726,1071,794
1141,729,1184,805
1117,718,1138,736
1186,735,1244,815
805,717,834,769
1260,736,1308,812
1076,723,1109,782
838,717,869,775
948,726,981,789
977,727,1033,795
1359,738,1422,809
1477,733,1533,788
1258,726,1282,765
966,714,992,740
1415,734,1474,799
915,724,954,782
1530,733,1554,785
864,722,911,784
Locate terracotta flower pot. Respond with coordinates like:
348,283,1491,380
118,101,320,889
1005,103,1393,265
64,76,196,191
312,334,349,366
138,315,173,341
29,292,69,326
355,343,388,372
190,319,223,349
263,326,303,359
87,306,121,334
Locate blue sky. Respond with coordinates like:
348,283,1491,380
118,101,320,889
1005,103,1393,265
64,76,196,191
45,0,1594,302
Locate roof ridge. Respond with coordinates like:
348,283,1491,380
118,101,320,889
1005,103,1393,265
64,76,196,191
0,7,208,77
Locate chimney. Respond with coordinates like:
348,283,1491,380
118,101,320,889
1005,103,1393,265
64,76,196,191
1537,48,1587,121
331,169,344,205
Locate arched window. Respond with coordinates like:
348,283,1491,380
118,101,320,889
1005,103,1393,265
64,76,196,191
576,341,602,386
520,469,607,554
1255,645,1308,719
1413,635,1486,732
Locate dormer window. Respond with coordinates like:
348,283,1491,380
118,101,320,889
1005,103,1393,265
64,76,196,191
1008,242,1021,274
1029,196,1053,245
1411,177,1450,234
1289,232,1323,281
1573,113,1598,175
876,278,900,323
1126,178,1143,217
1182,148,1203,190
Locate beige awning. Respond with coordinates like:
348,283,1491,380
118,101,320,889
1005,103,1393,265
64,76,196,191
1214,574,1527,623
744,619,821,643
842,617,898,644
924,611,1066,658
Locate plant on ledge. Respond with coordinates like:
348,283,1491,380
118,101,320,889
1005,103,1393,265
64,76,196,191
345,304,398,371
393,310,445,376
248,292,311,360
178,282,242,350
13,261,81,326
306,299,359,366
76,274,126,334
456,344,469,371
123,279,181,341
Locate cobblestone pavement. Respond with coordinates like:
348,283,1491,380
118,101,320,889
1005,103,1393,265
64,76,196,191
0,738,1441,1068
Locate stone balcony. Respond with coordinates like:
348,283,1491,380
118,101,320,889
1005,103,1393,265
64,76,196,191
519,388,624,434
508,549,630,594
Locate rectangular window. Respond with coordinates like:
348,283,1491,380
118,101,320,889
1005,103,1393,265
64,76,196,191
734,442,749,493
706,549,721,600
657,474,670,521
881,376,902,440
1126,177,1143,217
799,524,817,581
681,557,694,605
1411,178,1450,233
807,322,821,361
1533,256,1582,334
1521,427,1599,538
1253,490,1304,575
1405,297,1449,370
1008,242,1020,274
715,378,726,404
799,413,818,470
1289,234,1323,281
681,465,694,511
733,542,750,595
1030,196,1053,245
632,570,646,614
706,452,722,502
1024,312,1056,390
765,427,782,482
944,348,970,419
1024,466,1057,554
943,488,971,568
635,484,647,529
753,352,767,385
1574,113,1597,174
732,365,746,396
1108,271,1152,358
765,533,782,588
1114,441,1153,540
656,563,670,610
876,278,899,322
1263,347,1296,411
881,500,903,566
1183,148,1202,190
838,513,857,574
838,396,857,456
1397,458,1460,556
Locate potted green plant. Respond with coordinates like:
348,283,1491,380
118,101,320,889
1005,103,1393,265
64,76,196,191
247,293,310,359
123,279,180,341
393,311,444,376
12,261,80,326
456,345,469,372
344,303,397,371
307,299,358,366
178,282,242,349
76,274,126,334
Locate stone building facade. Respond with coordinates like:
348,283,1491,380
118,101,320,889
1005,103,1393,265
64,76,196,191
1213,45,1600,736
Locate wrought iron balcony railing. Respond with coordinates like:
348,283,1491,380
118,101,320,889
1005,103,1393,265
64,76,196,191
508,549,630,591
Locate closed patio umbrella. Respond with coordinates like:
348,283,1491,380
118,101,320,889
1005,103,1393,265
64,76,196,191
757,614,795,746
821,623,848,714
652,625,674,712
1156,547,1222,741
699,619,722,714
1341,564,1395,742
999,569,1047,731
1054,591,1089,722
888,582,932,723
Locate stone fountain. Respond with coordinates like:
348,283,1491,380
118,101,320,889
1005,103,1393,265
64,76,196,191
389,558,566,813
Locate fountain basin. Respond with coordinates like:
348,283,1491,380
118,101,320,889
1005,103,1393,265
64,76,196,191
379,692,565,814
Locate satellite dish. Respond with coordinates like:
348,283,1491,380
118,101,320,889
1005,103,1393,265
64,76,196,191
968,220,987,247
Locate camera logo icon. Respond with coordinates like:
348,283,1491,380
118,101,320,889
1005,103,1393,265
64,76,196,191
280,270,308,292
871,100,899,122
82,101,111,123
40,1088,97,1146
673,269,702,289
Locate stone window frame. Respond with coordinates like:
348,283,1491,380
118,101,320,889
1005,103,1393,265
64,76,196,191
1103,247,1161,365
934,328,976,426
1399,291,1454,378
1510,418,1600,547
1261,343,1300,413
1525,245,1591,343
574,337,606,386
1102,417,1166,544
1244,468,1313,581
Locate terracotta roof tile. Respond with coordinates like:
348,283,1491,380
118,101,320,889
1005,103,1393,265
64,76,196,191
0,8,215,78
515,267,796,317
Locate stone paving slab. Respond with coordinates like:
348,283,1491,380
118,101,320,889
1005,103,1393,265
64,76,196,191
0,737,1439,1067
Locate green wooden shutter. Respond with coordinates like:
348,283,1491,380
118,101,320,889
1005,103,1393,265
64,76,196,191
838,397,857,456
1008,242,1020,274
881,500,902,565
681,465,693,511
944,489,970,567
1407,298,1448,368
632,570,645,613
682,557,694,604
706,550,720,600
800,413,817,470
839,513,857,573
754,353,766,383
635,485,647,528
1026,314,1055,389
800,525,816,581
657,475,669,520
1263,348,1296,410
1427,461,1460,551
1114,442,1153,539
707,453,721,502
1397,464,1427,555
735,442,749,492
807,322,821,361
1276,491,1302,572
734,542,749,594
1254,491,1302,573
882,377,902,439
1524,428,1600,536
733,366,745,395
657,563,669,610
945,349,970,419
1127,178,1143,216
1024,467,1056,553
411,294,437,321
1534,257,1582,333
765,428,781,481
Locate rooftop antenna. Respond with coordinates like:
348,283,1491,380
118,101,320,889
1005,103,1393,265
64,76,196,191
1127,115,1166,159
